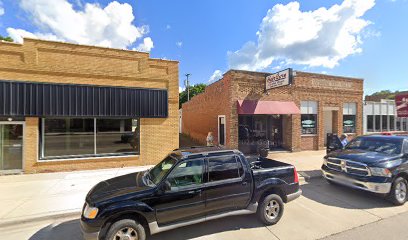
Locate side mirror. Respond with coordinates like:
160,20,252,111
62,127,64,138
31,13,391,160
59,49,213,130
162,180,171,192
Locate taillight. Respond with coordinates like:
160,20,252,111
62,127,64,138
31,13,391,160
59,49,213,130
293,167,299,183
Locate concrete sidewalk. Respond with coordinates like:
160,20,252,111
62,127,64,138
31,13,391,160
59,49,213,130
0,166,152,227
268,150,325,181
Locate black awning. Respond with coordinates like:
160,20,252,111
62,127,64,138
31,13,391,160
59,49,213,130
0,80,168,118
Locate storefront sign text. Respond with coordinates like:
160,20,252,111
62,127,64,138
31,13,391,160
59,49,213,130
265,68,292,90
311,79,353,89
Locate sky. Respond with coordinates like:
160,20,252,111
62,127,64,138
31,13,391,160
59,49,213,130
0,0,407,95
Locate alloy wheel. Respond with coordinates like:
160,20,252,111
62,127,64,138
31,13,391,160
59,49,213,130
113,227,139,240
265,199,280,220
395,181,407,203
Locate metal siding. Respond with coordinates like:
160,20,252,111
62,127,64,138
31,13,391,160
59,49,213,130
0,80,168,118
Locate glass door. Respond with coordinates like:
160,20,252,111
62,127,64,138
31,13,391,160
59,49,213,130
0,123,23,171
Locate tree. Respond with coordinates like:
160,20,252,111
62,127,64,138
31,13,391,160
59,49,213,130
366,90,400,100
179,83,206,108
0,35,13,42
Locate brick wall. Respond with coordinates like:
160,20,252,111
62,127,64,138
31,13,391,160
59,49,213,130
182,69,363,152
0,38,179,173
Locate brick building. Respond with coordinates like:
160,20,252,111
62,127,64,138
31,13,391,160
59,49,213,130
0,38,179,174
182,69,363,153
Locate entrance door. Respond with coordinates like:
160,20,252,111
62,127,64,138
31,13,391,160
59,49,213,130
323,111,333,146
218,116,226,146
0,123,23,172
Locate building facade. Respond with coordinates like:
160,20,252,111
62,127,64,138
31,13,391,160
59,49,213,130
364,99,408,134
0,38,179,174
182,69,364,153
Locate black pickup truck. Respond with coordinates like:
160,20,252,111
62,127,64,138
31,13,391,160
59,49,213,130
80,146,301,240
322,135,408,205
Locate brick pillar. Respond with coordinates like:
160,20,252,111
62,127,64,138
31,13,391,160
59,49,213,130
23,117,39,173
291,114,301,151
317,101,325,150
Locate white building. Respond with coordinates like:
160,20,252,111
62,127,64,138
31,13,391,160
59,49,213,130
364,99,408,134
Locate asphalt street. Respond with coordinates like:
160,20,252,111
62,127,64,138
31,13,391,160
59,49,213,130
4,177,408,240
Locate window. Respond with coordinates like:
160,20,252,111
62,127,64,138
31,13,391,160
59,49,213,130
41,118,140,160
382,115,388,131
375,116,381,132
301,101,318,135
389,116,395,131
167,159,204,190
343,103,356,133
42,118,95,157
149,156,177,185
208,155,240,182
346,137,403,155
96,119,139,154
397,118,402,131
367,115,374,132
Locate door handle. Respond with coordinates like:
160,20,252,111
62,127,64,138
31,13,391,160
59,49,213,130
242,181,248,186
188,189,202,194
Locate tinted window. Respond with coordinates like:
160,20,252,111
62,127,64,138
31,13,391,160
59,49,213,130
236,156,244,177
209,155,239,182
168,159,204,190
149,156,177,185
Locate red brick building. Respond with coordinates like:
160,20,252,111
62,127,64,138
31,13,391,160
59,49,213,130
182,69,364,153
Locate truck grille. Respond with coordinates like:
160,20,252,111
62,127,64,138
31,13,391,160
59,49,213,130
326,158,370,176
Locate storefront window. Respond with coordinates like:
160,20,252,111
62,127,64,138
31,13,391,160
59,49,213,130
343,103,356,133
96,119,139,154
43,119,95,157
367,115,374,132
343,115,356,133
41,118,139,160
301,114,317,134
382,115,388,131
396,118,402,131
389,116,395,131
301,101,318,135
375,116,381,132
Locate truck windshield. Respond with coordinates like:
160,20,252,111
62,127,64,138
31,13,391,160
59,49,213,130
148,156,177,185
345,138,402,155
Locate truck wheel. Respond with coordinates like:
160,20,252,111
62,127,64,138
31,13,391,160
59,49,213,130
389,177,408,206
106,219,146,240
257,194,284,225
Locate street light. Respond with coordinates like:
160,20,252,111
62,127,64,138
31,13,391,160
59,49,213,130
185,73,191,101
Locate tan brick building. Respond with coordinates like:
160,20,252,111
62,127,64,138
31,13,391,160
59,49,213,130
0,38,179,174
182,69,363,153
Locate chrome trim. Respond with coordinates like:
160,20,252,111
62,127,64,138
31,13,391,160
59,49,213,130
148,203,258,235
286,189,302,202
322,170,391,194
326,157,370,176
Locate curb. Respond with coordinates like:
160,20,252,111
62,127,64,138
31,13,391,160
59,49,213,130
0,210,81,228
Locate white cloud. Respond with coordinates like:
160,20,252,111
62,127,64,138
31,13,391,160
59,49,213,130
134,37,154,52
228,0,376,71
176,41,183,48
179,86,185,93
8,0,149,49
7,28,61,43
0,1,4,16
208,70,223,82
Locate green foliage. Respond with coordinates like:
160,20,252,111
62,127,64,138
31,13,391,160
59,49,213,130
0,35,13,42
179,83,206,108
367,90,400,100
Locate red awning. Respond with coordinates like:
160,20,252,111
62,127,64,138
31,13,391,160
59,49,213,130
237,100,300,115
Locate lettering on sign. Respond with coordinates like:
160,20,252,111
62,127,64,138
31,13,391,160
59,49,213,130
265,68,292,90
311,79,353,89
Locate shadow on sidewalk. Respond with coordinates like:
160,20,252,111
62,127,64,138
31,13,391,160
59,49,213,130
28,214,265,240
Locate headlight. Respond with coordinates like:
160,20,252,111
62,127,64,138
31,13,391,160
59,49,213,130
369,167,391,177
83,203,99,219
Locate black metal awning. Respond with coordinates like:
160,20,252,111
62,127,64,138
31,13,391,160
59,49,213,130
0,80,168,118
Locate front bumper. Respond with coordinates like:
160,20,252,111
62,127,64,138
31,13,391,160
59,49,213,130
80,218,100,240
322,168,391,194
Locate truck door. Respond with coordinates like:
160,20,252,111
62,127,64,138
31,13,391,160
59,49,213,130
204,154,251,216
155,158,206,225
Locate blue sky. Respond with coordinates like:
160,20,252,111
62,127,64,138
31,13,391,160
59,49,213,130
0,0,407,95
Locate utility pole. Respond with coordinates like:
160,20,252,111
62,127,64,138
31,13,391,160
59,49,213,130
185,73,191,101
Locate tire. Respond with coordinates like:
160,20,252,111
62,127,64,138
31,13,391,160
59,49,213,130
257,194,284,225
326,179,336,185
388,177,408,206
105,219,146,240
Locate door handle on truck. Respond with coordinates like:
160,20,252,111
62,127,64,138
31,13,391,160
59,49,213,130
242,181,248,186
188,189,202,194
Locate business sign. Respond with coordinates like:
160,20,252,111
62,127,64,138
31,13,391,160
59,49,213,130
265,68,292,90
395,93,408,117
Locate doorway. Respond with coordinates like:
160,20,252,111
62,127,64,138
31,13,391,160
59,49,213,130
323,111,333,146
218,116,226,146
0,122,24,173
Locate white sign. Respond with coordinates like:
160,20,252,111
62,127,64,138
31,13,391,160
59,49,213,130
266,69,292,90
